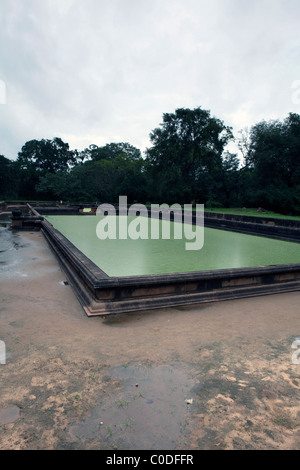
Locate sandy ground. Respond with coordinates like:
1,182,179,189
0,227,300,450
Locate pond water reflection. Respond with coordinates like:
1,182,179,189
46,216,300,277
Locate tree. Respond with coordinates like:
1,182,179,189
36,142,147,203
17,137,78,173
79,142,146,202
145,107,233,204
16,137,78,199
237,127,253,168
81,142,142,162
0,155,20,199
240,113,300,214
36,172,71,201
219,152,242,208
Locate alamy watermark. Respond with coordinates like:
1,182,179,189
96,196,204,251
0,340,6,365
0,79,6,104
291,337,300,365
291,80,300,105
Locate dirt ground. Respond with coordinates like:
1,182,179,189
0,227,300,450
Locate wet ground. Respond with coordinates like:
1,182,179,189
1,223,300,450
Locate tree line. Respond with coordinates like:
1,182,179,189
1,107,300,215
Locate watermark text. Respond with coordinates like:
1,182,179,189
291,80,300,105
96,196,204,251
0,340,6,364
0,80,6,104
291,337,300,365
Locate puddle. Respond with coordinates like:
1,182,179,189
0,214,11,229
0,228,33,279
0,406,21,425
69,363,202,450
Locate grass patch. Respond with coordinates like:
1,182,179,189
272,412,296,429
204,207,300,220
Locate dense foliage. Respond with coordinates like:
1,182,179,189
1,108,300,214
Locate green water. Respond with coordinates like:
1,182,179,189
46,215,300,277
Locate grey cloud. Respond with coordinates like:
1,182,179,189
0,0,300,160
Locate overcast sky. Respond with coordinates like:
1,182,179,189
1,0,300,160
